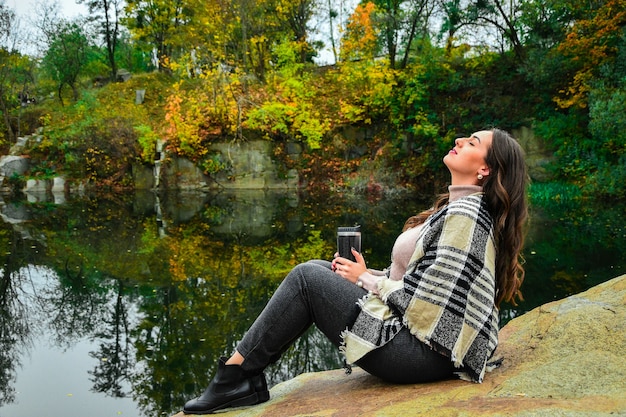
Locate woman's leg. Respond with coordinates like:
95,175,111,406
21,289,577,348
235,260,366,374
233,259,456,383
184,260,456,413
184,260,363,414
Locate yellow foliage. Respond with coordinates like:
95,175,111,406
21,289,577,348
334,59,397,124
163,72,244,161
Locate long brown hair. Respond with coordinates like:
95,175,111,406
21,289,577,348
403,128,528,307
483,128,528,306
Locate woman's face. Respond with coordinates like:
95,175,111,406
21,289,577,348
443,130,493,185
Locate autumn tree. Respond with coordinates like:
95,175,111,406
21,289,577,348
127,0,265,78
275,0,319,64
369,0,435,69
123,0,186,70
472,0,525,59
340,2,379,62
228,0,322,77
553,0,626,109
78,0,123,80
0,2,20,142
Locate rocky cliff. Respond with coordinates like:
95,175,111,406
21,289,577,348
172,274,626,417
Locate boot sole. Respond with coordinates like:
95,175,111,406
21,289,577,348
183,392,262,414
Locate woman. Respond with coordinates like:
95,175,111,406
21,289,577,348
183,128,528,414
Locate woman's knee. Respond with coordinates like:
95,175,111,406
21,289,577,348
284,262,322,287
284,261,336,293
292,260,331,276
305,259,332,269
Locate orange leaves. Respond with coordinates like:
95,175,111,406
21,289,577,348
340,2,379,62
555,0,626,108
164,86,207,157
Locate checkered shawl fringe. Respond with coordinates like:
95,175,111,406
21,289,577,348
340,193,499,383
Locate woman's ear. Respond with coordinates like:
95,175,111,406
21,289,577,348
479,166,490,178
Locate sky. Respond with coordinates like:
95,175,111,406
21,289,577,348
9,0,87,20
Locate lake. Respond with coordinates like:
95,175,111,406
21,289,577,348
0,189,623,417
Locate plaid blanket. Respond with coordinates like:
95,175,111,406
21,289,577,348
341,193,499,383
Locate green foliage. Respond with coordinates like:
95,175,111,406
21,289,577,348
28,162,57,179
331,58,397,126
245,39,331,149
134,124,159,163
0,47,37,142
198,152,228,175
528,182,583,207
273,37,306,78
245,101,329,150
40,20,95,104
586,80,626,198
27,74,169,188
588,84,626,162
530,52,626,200
532,111,589,182
584,155,626,199
7,172,25,190
245,101,292,137
115,31,153,74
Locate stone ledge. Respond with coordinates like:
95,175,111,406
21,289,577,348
172,274,626,417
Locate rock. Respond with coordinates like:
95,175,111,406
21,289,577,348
159,156,211,189
0,200,33,224
117,68,132,82
51,177,66,193
9,136,29,154
208,140,299,189
0,155,30,177
514,126,555,182
132,163,156,190
158,141,300,190
136,89,146,104
171,275,626,417
25,178,49,193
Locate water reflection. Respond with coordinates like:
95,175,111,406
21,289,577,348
0,190,623,416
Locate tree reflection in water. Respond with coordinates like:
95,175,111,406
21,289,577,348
0,265,29,407
0,190,623,416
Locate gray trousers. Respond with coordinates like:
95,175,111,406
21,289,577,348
236,260,457,383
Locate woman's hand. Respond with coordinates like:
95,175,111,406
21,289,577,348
332,248,367,284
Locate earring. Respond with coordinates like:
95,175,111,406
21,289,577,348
477,174,484,180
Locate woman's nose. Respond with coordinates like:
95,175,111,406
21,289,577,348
455,137,463,146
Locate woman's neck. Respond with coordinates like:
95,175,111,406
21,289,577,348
449,184,483,202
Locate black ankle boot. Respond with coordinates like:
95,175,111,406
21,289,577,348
183,357,269,414
251,373,270,402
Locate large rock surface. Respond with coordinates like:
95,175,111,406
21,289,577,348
158,141,300,190
173,275,626,417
